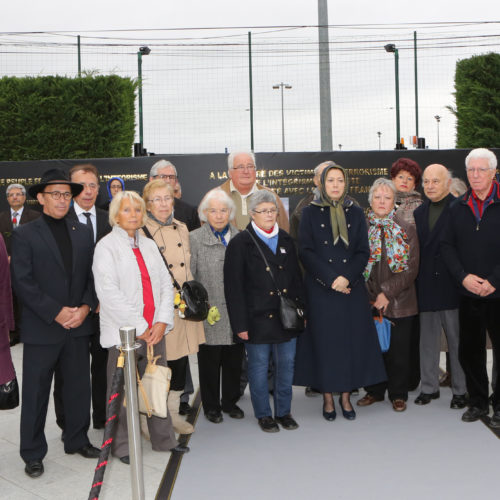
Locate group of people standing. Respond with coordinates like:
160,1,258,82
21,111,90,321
1,147,499,480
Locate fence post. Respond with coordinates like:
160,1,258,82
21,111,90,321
77,35,81,77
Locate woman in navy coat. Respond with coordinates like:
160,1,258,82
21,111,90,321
294,164,386,421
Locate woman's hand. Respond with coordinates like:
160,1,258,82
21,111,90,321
373,292,389,313
237,331,249,341
331,276,349,293
149,322,167,345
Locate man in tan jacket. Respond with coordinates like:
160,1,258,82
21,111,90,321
218,151,289,232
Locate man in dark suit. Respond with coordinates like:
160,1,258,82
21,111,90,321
53,164,112,431
11,169,100,478
0,184,41,346
413,164,467,409
149,159,200,414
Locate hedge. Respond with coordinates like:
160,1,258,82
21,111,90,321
0,75,137,161
453,52,500,148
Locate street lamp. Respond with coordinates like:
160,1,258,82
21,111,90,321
434,115,441,149
137,46,151,155
384,43,402,149
377,131,382,150
272,82,292,152
338,144,342,150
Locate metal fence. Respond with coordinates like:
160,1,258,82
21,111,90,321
1,22,499,154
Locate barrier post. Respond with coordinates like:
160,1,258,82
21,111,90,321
119,326,145,500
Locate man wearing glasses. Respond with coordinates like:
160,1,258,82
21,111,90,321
442,148,500,428
219,151,289,231
149,159,200,231
10,169,100,478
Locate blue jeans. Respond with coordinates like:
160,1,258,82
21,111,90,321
245,339,296,419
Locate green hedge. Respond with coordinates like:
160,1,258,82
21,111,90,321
0,75,137,161
453,52,500,148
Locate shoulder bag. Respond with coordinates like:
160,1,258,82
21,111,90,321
0,377,19,410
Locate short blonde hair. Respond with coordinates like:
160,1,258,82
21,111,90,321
109,191,146,227
142,179,174,205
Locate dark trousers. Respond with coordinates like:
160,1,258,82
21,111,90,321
459,296,500,410
408,315,421,391
367,316,414,401
197,343,244,413
180,359,194,404
21,336,91,462
169,355,188,392
54,314,108,429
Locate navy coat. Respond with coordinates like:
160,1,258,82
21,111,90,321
224,223,305,344
10,216,96,344
294,202,386,392
414,194,459,312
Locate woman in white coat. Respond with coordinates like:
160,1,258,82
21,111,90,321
93,191,189,464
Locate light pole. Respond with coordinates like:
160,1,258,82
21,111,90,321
137,46,151,155
272,82,292,152
377,131,382,150
384,44,402,149
434,115,441,149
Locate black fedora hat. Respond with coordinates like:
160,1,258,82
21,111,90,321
28,169,84,198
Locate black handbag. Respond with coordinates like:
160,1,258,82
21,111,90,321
246,229,305,333
0,377,19,410
142,225,210,322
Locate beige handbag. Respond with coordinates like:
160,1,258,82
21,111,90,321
137,345,172,418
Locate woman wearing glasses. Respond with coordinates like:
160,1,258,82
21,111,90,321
141,180,205,435
224,190,305,433
189,189,244,424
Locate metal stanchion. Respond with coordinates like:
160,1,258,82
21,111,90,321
119,326,145,500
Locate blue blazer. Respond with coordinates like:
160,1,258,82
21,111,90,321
414,194,459,312
10,215,97,344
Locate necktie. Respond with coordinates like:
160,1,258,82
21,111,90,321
83,212,94,240
12,212,18,227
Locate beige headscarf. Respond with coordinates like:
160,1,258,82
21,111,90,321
311,163,350,247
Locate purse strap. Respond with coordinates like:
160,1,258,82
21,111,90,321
142,224,182,291
245,229,283,296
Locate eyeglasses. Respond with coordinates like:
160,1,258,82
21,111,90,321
149,196,174,204
154,174,177,180
232,165,256,171
79,182,98,191
466,167,492,175
43,191,72,200
7,192,25,197
206,208,229,215
253,208,278,215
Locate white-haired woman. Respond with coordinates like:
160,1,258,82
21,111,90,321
358,178,419,412
93,191,188,464
189,189,244,424
224,190,305,433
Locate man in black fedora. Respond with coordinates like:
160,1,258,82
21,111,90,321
10,169,100,478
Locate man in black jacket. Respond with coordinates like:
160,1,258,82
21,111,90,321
441,148,500,427
414,164,466,409
11,169,100,478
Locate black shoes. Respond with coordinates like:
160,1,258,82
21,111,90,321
67,444,100,459
25,459,44,478
414,391,440,405
258,416,279,433
170,444,190,453
205,410,223,424
179,402,193,416
323,404,336,421
462,406,487,422
450,394,468,409
223,405,245,419
119,455,130,464
275,414,299,430
339,396,356,420
489,410,500,429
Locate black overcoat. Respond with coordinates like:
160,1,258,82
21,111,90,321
414,194,459,312
294,202,386,392
223,223,305,344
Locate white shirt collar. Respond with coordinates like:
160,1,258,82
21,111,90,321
11,206,24,217
229,180,258,199
74,202,96,217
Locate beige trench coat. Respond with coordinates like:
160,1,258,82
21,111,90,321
141,216,205,361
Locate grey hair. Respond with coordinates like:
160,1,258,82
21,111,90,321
314,161,336,177
465,148,497,170
368,178,397,205
6,184,26,196
227,151,256,171
198,188,236,222
149,159,178,178
450,177,468,197
248,190,278,213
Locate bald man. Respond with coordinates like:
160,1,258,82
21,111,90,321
413,164,467,409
